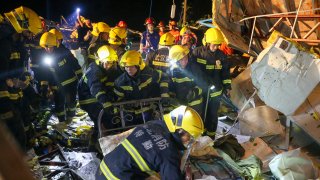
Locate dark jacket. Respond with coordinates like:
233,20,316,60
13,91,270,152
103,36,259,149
113,66,170,101
146,47,171,74
192,46,231,97
96,120,184,180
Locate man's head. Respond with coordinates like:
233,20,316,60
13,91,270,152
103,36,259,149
203,28,224,52
4,6,43,35
169,45,190,69
159,32,175,47
145,17,155,32
169,20,177,30
120,50,145,77
49,28,63,45
39,32,58,54
97,45,118,70
108,27,127,45
92,22,110,41
158,21,165,32
163,106,204,145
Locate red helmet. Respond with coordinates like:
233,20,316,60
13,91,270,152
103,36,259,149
158,21,165,27
117,20,127,28
144,17,155,25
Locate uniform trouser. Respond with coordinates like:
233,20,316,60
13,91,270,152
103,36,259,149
54,83,77,122
204,95,221,135
32,67,49,108
0,83,26,152
80,102,102,143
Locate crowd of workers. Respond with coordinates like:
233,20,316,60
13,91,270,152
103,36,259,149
0,6,233,179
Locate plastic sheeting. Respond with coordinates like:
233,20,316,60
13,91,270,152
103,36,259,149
251,37,320,115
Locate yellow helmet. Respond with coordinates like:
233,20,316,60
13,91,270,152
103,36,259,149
97,45,118,63
108,27,127,45
169,45,190,61
91,22,110,36
39,32,58,48
159,32,175,46
49,29,63,40
120,50,145,70
4,6,42,35
0,14,4,23
204,28,224,45
164,106,204,139
180,26,190,36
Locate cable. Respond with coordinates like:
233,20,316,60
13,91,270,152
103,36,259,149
148,0,153,18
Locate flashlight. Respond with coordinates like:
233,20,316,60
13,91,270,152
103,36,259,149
76,8,81,13
204,85,215,123
44,56,53,66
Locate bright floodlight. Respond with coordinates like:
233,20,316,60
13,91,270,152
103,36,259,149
210,85,215,90
44,56,53,66
76,8,81,13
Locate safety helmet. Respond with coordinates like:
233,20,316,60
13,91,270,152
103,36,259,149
204,28,224,45
117,20,127,28
180,26,191,36
0,14,4,23
169,20,177,27
157,21,165,27
49,29,63,40
120,50,145,70
169,45,190,61
4,6,42,35
39,32,58,48
92,22,110,36
97,45,118,63
108,27,127,45
159,32,175,46
79,16,86,23
144,17,155,25
164,106,204,139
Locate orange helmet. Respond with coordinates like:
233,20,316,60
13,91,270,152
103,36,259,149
144,17,155,25
158,21,165,27
169,20,177,27
117,20,127,28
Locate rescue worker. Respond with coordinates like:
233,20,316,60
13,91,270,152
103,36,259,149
96,105,204,180
108,27,127,59
139,17,160,55
87,22,110,68
76,16,92,49
180,26,198,50
168,20,180,44
157,21,166,36
114,50,170,123
78,45,122,148
168,45,204,115
1,6,43,151
39,32,82,126
192,28,231,139
146,32,175,74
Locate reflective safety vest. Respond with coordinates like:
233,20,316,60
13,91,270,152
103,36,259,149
100,139,157,179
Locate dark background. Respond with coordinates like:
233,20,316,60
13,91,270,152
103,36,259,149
1,0,212,31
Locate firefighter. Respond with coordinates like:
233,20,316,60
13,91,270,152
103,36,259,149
87,22,110,67
157,21,166,36
192,28,231,139
114,50,170,123
168,20,180,44
78,45,122,130
39,32,82,126
139,17,160,54
1,6,43,151
146,32,175,74
96,105,204,180
117,20,127,29
108,27,127,59
168,45,204,115
180,26,198,50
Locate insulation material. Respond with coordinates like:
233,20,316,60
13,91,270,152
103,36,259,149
251,37,320,115
99,128,134,156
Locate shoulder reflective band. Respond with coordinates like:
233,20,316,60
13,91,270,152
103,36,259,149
100,160,120,180
196,58,207,64
121,139,156,176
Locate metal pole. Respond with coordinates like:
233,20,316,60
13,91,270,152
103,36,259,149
183,0,187,25
203,87,211,123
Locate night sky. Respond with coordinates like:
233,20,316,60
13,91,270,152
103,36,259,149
2,0,212,31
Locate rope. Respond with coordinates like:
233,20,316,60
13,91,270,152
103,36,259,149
148,0,153,18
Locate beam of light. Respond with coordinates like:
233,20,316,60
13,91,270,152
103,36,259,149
44,56,53,66
76,8,81,13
